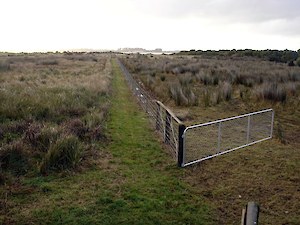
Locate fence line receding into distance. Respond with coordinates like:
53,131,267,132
116,58,274,167
116,59,183,160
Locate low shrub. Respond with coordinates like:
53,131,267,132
40,135,82,174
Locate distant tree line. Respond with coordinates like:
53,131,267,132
178,49,300,66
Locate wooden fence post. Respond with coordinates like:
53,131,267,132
165,110,171,144
156,101,160,131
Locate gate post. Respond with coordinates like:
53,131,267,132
178,124,186,167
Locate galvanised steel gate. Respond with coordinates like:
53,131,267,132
117,58,274,167
180,109,274,167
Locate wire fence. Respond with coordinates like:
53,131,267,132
116,58,274,167
116,59,183,158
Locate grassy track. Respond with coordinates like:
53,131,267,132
97,59,214,224
1,59,214,225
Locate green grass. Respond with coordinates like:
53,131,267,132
0,59,215,225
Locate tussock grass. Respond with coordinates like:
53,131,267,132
256,82,287,103
0,53,112,180
121,54,300,106
39,135,82,174
169,82,198,106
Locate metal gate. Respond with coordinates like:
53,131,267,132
180,109,274,167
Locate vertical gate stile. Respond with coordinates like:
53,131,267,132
217,122,222,153
247,115,251,144
178,124,186,167
270,110,274,138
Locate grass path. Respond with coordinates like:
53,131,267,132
1,59,214,225
103,60,214,224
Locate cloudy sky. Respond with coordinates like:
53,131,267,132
0,0,299,52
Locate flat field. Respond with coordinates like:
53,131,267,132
120,53,300,224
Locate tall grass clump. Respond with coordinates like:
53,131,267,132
24,124,59,152
220,82,232,101
257,83,287,103
39,135,82,174
169,83,188,106
196,72,219,85
179,73,193,86
169,83,197,106
203,89,211,107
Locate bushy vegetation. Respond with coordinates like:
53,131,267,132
179,49,299,64
0,53,111,184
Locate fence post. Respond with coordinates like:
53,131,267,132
156,101,160,131
178,124,186,167
165,110,171,144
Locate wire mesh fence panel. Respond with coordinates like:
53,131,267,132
249,111,273,142
220,116,248,152
184,124,219,164
183,109,274,167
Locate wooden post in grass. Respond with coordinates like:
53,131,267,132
165,110,171,144
178,124,186,167
156,101,161,131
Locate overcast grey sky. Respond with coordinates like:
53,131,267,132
0,0,299,52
